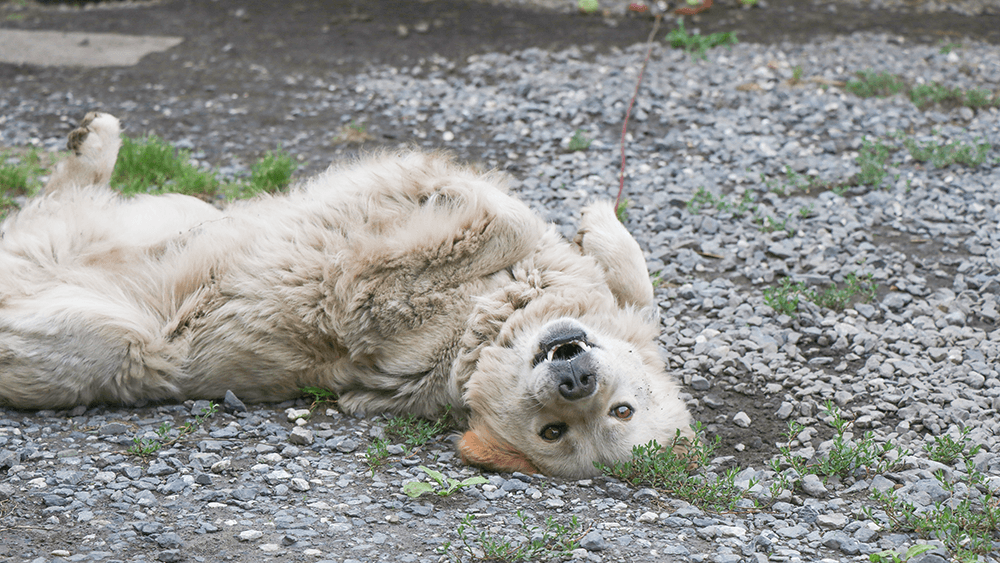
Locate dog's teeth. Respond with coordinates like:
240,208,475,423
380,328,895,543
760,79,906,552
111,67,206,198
547,349,555,362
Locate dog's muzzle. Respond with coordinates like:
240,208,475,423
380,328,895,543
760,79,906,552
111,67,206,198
533,323,598,401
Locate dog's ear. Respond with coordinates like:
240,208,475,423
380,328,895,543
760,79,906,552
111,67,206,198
457,426,539,475
573,201,655,310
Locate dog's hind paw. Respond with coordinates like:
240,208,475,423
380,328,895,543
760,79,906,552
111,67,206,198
45,111,122,194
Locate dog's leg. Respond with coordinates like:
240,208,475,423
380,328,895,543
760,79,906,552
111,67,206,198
573,201,655,310
44,112,122,194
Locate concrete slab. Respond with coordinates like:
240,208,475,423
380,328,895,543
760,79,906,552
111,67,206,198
0,29,183,67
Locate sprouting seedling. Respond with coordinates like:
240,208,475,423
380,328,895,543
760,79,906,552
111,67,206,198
403,466,488,498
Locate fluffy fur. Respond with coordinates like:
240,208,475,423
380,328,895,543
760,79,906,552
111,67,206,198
0,113,693,477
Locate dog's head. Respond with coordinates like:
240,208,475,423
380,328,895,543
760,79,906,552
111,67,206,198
456,202,693,478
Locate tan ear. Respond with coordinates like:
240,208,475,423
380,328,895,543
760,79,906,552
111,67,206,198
573,201,655,309
457,427,539,475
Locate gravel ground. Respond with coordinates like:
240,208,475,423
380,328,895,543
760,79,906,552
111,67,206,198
2,1,1000,562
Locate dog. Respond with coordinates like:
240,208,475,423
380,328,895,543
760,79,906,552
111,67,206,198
0,112,693,477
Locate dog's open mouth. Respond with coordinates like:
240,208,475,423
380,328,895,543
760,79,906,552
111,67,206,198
532,325,593,367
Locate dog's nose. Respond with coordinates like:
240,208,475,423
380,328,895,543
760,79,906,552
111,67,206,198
551,352,598,401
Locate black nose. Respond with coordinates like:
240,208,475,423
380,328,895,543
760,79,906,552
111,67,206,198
551,352,598,400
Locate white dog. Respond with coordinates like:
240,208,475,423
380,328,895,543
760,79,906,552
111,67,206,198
0,113,692,477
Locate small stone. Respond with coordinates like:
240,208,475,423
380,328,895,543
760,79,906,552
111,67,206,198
290,427,314,445
211,459,231,473
817,513,848,529
637,511,657,523
732,411,751,428
580,531,607,551
238,530,264,541
224,390,247,413
801,474,828,497
97,422,130,436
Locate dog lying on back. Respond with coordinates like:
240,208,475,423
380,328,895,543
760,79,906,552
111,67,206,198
0,112,692,477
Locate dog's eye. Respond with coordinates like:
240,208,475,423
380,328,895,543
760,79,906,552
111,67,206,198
610,404,633,421
539,423,566,442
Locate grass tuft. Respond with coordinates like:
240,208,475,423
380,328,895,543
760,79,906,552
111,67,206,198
665,19,738,59
440,510,581,562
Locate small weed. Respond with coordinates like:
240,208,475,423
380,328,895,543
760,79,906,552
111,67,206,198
334,120,374,144
904,136,992,168
650,270,663,289
790,65,804,85
909,82,963,108
806,272,878,311
846,70,907,98
577,0,599,13
566,129,592,152
687,187,756,216
963,88,1000,108
665,19,738,60
773,402,908,483
869,460,1000,561
870,544,936,563
243,147,297,196
440,510,581,562
403,466,488,498
763,278,807,316
798,204,814,218
924,426,980,465
597,423,750,511
383,405,453,453
301,386,338,413
366,438,391,475
938,40,962,54
615,197,630,223
127,402,219,457
856,136,893,188
756,215,791,234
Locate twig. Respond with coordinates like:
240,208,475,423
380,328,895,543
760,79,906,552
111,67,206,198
616,14,663,211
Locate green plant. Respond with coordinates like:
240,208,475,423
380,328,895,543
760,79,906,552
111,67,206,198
845,70,906,98
366,438,391,475
798,204,814,218
577,0,599,13
301,386,338,413
566,129,592,152
615,197,630,223
774,402,908,483
243,147,297,196
904,136,992,168
963,88,1000,109
909,82,963,108
806,272,878,311
440,511,581,562
763,278,807,316
383,405,453,452
924,427,981,466
127,402,219,456
597,424,751,510
869,545,936,563
938,40,962,54
650,270,663,289
856,136,893,188
112,135,222,196
665,19,738,60
869,461,999,562
790,65,804,84
403,466,488,498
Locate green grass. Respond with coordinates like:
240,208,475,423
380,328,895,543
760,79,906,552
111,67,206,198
846,68,999,111
597,423,751,511
903,136,992,168
127,402,219,457
846,70,907,98
0,148,46,219
112,135,221,196
924,427,980,466
665,19,738,59
566,129,592,152
440,510,581,562
764,273,877,316
867,429,999,562
113,135,297,198
773,402,908,483
856,136,894,188
615,197,630,223
366,406,454,474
